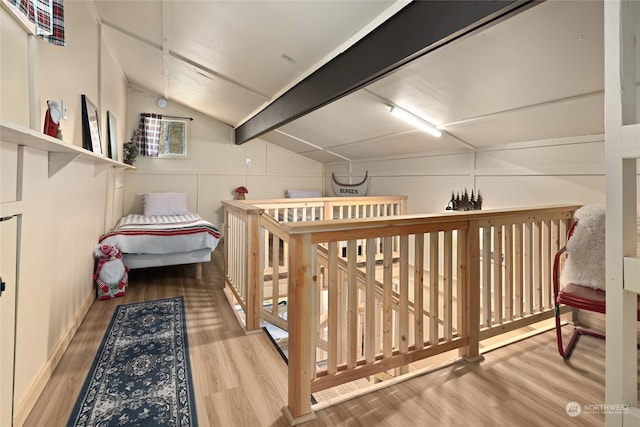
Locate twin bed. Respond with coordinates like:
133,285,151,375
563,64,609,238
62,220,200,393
99,192,221,278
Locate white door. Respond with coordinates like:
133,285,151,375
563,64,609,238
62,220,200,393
1,215,18,427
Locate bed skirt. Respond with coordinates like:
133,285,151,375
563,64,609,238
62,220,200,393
123,248,212,270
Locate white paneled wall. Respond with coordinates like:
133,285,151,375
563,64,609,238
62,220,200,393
1,2,129,425
123,88,324,228
0,9,29,126
475,138,605,208
13,148,107,408
325,135,606,213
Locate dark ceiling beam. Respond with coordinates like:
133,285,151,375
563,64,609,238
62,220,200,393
235,0,535,145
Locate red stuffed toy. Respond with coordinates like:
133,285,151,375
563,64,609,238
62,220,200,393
43,100,61,138
94,244,128,300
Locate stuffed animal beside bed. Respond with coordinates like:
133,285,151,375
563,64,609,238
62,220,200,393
94,244,128,300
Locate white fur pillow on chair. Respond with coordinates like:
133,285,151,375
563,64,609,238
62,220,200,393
560,204,606,290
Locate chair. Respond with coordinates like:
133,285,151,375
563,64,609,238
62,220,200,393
552,205,640,359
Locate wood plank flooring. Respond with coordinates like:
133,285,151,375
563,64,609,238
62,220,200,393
24,242,630,426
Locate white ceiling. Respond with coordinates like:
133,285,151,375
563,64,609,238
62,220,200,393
95,0,608,164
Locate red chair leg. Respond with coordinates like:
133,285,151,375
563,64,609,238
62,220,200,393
555,304,573,359
553,248,571,358
577,328,605,340
555,304,606,359
552,232,608,359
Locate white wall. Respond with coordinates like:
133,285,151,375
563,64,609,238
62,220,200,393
101,33,129,229
325,135,606,213
0,7,29,125
123,88,324,228
0,2,129,424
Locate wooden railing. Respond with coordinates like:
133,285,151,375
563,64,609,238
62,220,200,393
222,196,407,331
222,201,265,330
222,199,579,424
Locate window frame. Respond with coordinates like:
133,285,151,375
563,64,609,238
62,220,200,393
157,118,189,159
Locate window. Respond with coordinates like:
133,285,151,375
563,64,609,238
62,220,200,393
159,118,188,157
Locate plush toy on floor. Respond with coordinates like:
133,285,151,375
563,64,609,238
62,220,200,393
94,244,128,300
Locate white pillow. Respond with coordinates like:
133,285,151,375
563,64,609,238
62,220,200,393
285,189,322,198
143,192,189,216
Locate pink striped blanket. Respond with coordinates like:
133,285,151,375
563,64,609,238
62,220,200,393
99,213,221,255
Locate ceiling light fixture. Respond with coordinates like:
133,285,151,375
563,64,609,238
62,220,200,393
390,106,441,137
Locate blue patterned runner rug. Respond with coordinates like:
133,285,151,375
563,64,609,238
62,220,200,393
67,297,198,426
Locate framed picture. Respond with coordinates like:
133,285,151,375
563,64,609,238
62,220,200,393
81,94,102,154
107,111,118,161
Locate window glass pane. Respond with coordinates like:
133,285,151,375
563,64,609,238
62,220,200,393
159,119,187,157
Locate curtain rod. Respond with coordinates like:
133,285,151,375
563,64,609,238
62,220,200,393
163,115,194,121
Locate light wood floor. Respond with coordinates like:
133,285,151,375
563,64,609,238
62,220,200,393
25,242,630,426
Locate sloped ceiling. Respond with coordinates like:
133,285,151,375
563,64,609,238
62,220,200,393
96,0,403,124
95,0,606,164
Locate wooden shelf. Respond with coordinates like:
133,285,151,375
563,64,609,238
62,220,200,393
0,120,134,178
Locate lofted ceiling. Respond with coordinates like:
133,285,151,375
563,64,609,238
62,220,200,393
94,0,607,164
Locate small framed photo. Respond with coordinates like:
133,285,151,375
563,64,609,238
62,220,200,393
81,94,102,154
107,111,118,161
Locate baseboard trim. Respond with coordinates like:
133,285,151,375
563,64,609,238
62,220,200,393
576,309,605,330
13,291,95,427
